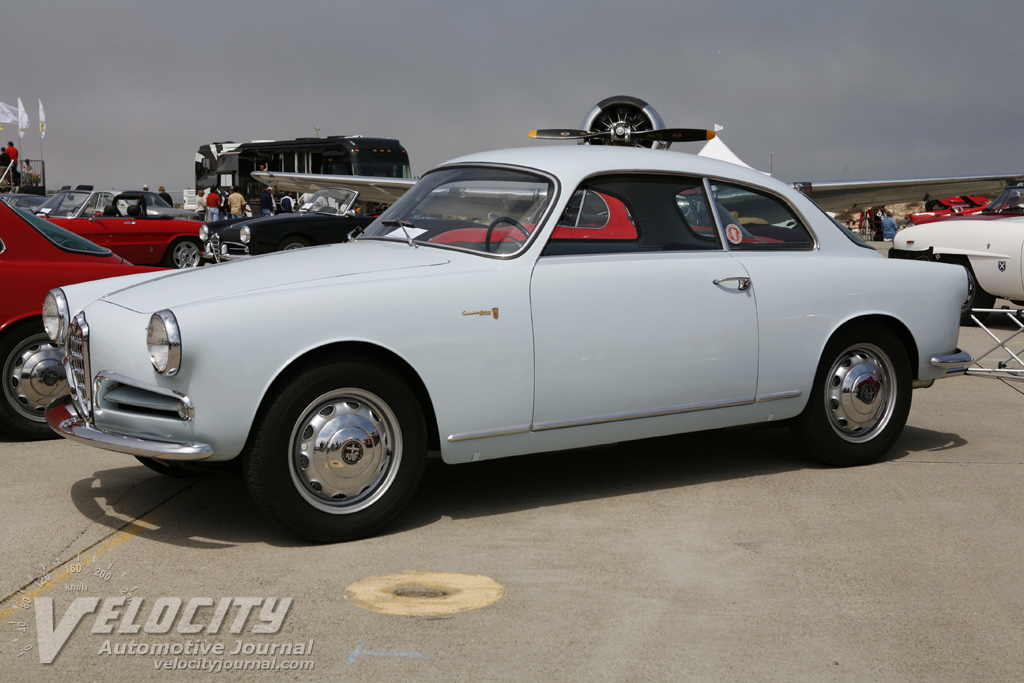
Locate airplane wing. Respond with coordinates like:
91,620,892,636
251,171,416,205
791,174,1024,213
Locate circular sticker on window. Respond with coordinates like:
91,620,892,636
726,224,743,245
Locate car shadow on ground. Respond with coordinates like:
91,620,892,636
63,421,969,548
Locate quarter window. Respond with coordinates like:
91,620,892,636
709,182,812,249
544,174,721,255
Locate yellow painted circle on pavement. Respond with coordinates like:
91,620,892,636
344,570,506,616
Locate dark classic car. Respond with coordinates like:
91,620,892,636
45,192,205,268
0,202,163,439
200,188,378,262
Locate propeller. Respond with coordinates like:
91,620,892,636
529,126,715,146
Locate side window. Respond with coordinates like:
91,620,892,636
710,182,813,250
544,174,721,256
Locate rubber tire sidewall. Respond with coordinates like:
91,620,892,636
0,319,62,440
957,261,994,325
278,235,312,251
244,358,427,542
791,323,911,467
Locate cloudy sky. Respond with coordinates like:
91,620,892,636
3,0,1020,200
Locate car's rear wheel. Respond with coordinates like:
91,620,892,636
244,358,427,542
0,319,64,440
791,323,911,467
163,238,202,268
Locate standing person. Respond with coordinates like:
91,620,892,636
196,189,208,221
5,142,19,185
157,185,174,206
206,186,221,222
0,147,9,188
227,186,246,219
259,186,275,216
279,191,295,213
881,209,899,241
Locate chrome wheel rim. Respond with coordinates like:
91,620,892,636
173,241,201,268
3,332,67,423
824,342,896,443
288,388,402,514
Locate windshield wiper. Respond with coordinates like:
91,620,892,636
380,219,418,247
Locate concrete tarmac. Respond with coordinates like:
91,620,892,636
1,319,1022,681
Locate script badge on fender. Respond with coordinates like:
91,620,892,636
462,308,499,320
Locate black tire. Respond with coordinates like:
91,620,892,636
0,319,64,440
162,238,202,268
791,323,911,467
277,235,312,251
244,357,427,542
957,261,994,325
134,456,202,478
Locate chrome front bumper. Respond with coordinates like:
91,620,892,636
46,395,215,461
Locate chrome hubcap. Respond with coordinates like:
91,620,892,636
3,332,67,422
289,388,402,514
174,242,200,268
825,343,895,442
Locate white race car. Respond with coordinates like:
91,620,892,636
890,184,1024,321
44,145,970,542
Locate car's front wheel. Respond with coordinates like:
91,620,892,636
0,319,64,440
244,357,427,542
958,261,995,325
791,324,911,467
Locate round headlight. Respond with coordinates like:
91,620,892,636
240,226,250,244
43,288,70,343
198,224,209,241
147,309,182,377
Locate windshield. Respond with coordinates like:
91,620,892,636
986,186,1024,214
36,191,92,217
142,192,172,208
15,207,114,255
299,188,357,215
361,166,553,256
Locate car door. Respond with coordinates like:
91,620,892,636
64,214,141,262
530,175,760,434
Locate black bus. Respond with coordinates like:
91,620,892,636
195,136,411,199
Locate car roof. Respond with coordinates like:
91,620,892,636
441,145,788,195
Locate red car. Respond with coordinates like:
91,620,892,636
907,195,989,225
0,201,164,439
45,192,204,268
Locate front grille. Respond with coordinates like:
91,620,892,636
66,313,92,419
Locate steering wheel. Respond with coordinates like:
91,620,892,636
484,216,530,253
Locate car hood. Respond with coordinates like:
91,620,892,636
101,240,452,313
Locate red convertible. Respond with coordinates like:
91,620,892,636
0,202,163,439
907,195,989,226
45,192,204,268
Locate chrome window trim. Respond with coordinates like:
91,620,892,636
704,174,820,251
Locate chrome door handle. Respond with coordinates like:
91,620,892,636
713,276,752,290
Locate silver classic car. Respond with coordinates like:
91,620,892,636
44,145,970,542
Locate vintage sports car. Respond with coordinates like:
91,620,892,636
200,188,377,262
906,195,990,226
44,146,970,542
45,192,205,268
890,184,1024,321
0,202,162,439
36,188,197,220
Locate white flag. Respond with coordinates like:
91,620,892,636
17,98,28,139
39,100,45,138
0,101,17,124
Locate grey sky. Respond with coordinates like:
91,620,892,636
4,0,1020,199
